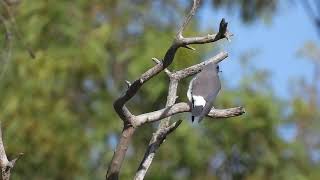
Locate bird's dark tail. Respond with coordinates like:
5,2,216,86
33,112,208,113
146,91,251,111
191,96,195,123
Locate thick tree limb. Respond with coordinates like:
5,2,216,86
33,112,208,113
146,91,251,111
134,105,243,179
133,15,235,180
134,103,244,126
106,126,136,180
172,51,227,80
134,77,179,180
108,0,233,179
113,18,229,123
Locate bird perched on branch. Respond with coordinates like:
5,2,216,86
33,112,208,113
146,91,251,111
187,62,221,123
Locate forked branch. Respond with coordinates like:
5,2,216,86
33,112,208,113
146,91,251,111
134,52,244,180
107,0,241,180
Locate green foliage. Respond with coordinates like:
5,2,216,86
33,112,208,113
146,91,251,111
0,0,319,180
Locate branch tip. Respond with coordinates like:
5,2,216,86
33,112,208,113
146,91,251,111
166,120,183,133
183,45,196,51
152,58,173,76
151,57,161,64
164,69,172,76
108,1,239,179
125,80,131,88
176,0,201,38
217,18,233,41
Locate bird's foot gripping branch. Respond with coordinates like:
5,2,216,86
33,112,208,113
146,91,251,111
107,1,245,180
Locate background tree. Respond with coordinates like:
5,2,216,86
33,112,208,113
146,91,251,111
0,0,319,180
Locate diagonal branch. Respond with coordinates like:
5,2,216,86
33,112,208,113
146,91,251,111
113,18,229,123
113,0,198,123
176,0,201,38
108,0,232,179
134,51,244,180
133,52,229,128
134,77,179,180
134,56,183,180
172,51,227,79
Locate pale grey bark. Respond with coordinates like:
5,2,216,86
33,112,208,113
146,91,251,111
133,53,244,180
108,0,243,179
0,123,23,180
0,5,23,179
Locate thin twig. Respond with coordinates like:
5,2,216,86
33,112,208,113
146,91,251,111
176,0,201,38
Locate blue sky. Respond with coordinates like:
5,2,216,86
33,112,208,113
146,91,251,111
198,0,319,99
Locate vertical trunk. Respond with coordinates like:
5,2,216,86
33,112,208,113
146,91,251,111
106,125,136,180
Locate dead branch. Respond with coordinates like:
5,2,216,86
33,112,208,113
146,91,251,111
134,103,244,127
107,0,240,179
0,123,23,180
133,53,244,180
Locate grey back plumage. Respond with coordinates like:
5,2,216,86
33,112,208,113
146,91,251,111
191,63,221,100
187,62,221,122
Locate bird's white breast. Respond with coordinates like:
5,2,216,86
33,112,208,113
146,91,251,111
192,95,206,107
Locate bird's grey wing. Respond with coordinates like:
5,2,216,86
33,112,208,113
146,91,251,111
197,82,220,122
195,68,221,122
189,62,221,122
191,65,220,99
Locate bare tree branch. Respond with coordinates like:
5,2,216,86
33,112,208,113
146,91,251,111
172,51,227,80
107,0,235,179
106,125,136,180
113,15,229,124
134,84,179,180
0,122,23,180
134,106,244,180
0,124,9,173
179,18,232,45
0,9,23,180
134,74,179,180
133,51,244,180
176,0,201,38
134,103,244,126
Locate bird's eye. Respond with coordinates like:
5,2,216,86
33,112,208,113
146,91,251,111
216,65,220,71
